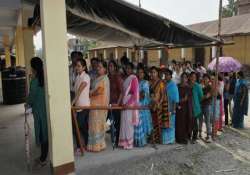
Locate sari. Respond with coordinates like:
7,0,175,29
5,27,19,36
119,74,139,149
176,84,192,144
232,79,248,128
163,80,179,144
134,80,152,147
218,81,225,130
87,75,110,152
150,80,168,144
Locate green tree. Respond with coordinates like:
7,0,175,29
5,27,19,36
222,0,238,18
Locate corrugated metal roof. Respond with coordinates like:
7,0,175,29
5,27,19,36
188,13,250,37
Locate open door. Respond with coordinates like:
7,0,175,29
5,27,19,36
194,47,205,65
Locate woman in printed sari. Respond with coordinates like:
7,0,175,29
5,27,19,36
134,66,152,147
87,60,110,152
232,71,249,128
163,69,179,144
118,62,139,149
149,67,168,144
176,72,192,144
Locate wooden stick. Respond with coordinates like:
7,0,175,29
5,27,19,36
72,105,149,110
71,109,85,156
71,105,151,156
215,169,236,173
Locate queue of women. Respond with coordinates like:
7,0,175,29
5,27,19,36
26,53,249,167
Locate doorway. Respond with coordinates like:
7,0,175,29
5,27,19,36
194,47,205,65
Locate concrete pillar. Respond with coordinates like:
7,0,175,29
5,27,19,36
15,26,25,67
4,47,11,67
212,46,217,58
94,50,97,57
23,29,34,82
40,0,75,174
181,48,186,59
140,49,144,62
103,49,107,59
158,49,162,59
126,48,130,59
115,48,118,60
21,7,35,82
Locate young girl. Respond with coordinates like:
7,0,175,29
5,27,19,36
72,58,90,154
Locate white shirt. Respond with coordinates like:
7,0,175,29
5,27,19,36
74,71,90,106
196,66,207,77
172,71,182,85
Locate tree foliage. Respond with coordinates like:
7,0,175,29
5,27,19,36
222,0,238,18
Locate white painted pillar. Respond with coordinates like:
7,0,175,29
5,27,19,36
140,49,144,62
115,47,119,60
181,48,186,59
22,8,35,78
103,49,107,59
40,0,74,174
94,50,97,57
126,48,130,58
212,46,217,58
158,49,162,59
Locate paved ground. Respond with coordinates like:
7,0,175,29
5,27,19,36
1,72,250,175
0,102,250,175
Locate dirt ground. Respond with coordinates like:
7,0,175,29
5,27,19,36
81,125,250,175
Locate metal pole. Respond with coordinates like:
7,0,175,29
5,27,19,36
139,0,141,8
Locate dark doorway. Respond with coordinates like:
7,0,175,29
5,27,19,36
143,51,148,66
194,48,205,65
160,48,168,66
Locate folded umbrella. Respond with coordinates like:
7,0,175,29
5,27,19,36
208,57,242,73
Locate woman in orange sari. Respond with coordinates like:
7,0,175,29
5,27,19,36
87,60,110,152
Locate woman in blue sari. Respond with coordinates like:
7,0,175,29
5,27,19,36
134,67,152,147
232,71,248,129
163,69,179,144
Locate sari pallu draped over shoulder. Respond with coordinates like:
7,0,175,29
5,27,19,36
134,80,152,147
119,75,139,149
162,80,179,144
87,75,110,152
139,80,153,136
150,80,168,144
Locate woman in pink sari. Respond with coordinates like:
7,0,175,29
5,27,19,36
118,62,139,149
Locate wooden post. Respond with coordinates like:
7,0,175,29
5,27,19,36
212,0,223,137
72,109,85,155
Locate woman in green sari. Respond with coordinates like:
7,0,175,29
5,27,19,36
27,57,48,167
